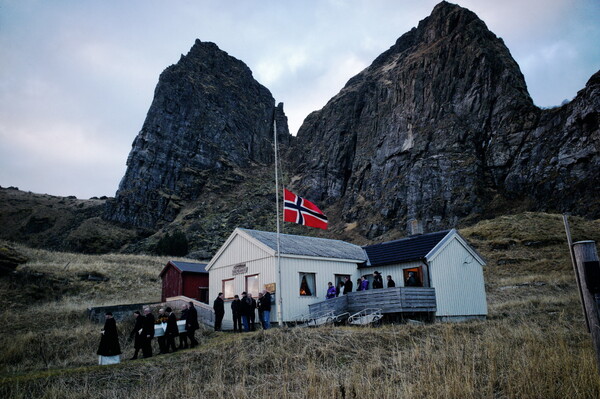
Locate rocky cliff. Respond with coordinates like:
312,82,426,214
287,1,599,238
104,40,291,229
101,2,599,254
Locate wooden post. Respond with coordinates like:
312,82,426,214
572,240,600,373
564,214,590,331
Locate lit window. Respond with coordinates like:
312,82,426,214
223,279,234,299
246,274,259,297
299,272,316,296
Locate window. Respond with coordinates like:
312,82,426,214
223,278,234,299
403,267,423,287
246,274,259,297
299,272,316,296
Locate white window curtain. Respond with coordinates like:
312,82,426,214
299,272,316,296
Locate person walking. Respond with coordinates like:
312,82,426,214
186,301,200,348
213,293,225,331
155,308,168,355
129,310,144,360
142,306,155,358
178,304,189,349
164,307,179,353
231,295,242,332
97,312,121,365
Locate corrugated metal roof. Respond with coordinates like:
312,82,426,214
170,261,208,273
363,230,451,267
240,228,367,262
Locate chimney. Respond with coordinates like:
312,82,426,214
408,218,423,236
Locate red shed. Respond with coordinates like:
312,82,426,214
159,261,209,303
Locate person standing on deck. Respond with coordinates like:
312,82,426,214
343,276,353,295
326,282,337,299
373,271,384,289
360,276,369,291
387,275,396,288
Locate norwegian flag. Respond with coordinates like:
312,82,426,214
283,189,328,230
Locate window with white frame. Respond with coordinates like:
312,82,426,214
223,278,234,299
299,272,316,296
246,274,259,297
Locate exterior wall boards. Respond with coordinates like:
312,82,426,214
279,257,358,320
429,237,487,317
208,233,276,330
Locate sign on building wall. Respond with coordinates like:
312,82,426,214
232,263,248,276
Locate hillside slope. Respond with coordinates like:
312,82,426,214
1,213,600,398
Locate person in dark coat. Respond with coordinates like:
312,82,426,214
240,292,252,332
405,271,420,287
129,311,144,360
164,307,179,353
142,306,154,358
257,292,265,328
213,293,225,331
97,312,121,365
343,276,353,295
356,278,363,291
186,301,200,347
231,295,242,332
387,275,396,288
178,304,189,349
372,271,384,289
155,308,168,354
248,293,257,331
260,290,272,329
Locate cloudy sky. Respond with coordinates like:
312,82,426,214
1,0,598,199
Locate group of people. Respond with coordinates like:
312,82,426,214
96,302,200,365
213,289,272,332
326,271,421,299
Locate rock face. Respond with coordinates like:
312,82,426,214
103,2,599,251
287,1,599,237
104,40,291,228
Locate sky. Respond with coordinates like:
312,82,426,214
1,0,599,199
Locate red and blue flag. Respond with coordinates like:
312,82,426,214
283,189,328,230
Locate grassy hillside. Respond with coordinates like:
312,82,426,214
1,212,600,398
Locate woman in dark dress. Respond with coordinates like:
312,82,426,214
97,312,122,365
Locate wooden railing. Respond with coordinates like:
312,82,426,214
309,287,436,316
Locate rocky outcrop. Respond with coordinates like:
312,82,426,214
287,1,599,238
104,40,291,228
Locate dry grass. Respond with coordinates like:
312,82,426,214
1,212,600,398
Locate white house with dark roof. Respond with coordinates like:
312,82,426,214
362,229,487,321
206,227,486,327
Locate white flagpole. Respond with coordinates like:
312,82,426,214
274,115,283,325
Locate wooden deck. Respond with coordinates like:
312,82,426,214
308,287,436,316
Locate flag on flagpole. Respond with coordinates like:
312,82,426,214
283,189,328,229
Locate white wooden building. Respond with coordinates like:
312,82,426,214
362,229,487,321
205,228,367,328
206,228,487,328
